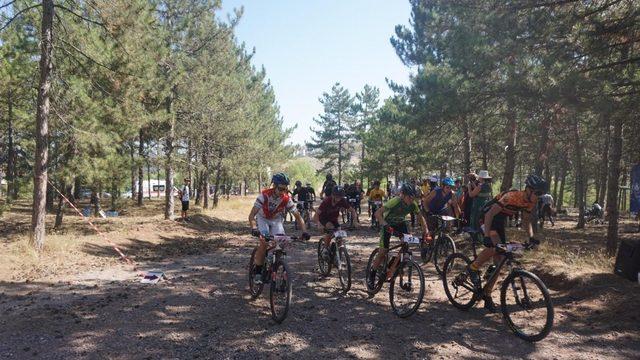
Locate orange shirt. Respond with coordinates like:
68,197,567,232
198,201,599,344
498,191,537,215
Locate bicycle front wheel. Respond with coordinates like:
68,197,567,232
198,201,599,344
337,246,352,293
389,259,425,318
317,239,332,276
442,253,478,310
501,269,554,342
433,235,456,276
365,248,387,295
248,247,264,299
270,260,292,323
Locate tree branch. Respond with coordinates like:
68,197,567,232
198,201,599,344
0,0,17,11
54,4,105,28
58,38,138,78
581,56,640,73
0,4,42,32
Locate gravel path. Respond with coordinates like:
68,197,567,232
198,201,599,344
1,224,639,359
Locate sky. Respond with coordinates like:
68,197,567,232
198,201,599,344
218,0,413,145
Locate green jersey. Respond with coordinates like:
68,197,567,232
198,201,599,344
383,197,420,225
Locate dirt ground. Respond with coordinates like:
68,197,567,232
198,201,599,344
0,198,639,359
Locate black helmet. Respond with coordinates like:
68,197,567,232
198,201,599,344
332,185,345,196
326,173,333,181
525,174,547,194
295,180,302,187
272,172,290,186
400,183,417,197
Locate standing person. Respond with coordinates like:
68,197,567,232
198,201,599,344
248,173,310,283
538,192,555,227
469,170,493,231
428,176,439,192
179,178,191,220
464,173,478,226
320,174,337,199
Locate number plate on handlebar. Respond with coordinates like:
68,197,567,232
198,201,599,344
402,234,420,244
374,201,382,205
440,215,457,221
334,230,347,238
497,243,525,254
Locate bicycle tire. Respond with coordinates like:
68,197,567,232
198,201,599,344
420,240,433,264
441,252,479,310
365,248,387,295
317,238,332,276
433,234,456,276
248,247,264,299
270,260,292,323
500,269,554,342
389,259,425,318
337,246,352,293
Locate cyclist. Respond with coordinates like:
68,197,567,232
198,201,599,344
346,180,364,218
422,177,461,234
305,182,316,211
248,173,310,283
467,174,547,311
368,184,428,287
428,176,439,192
537,192,555,226
292,180,312,213
368,180,386,220
314,186,359,259
320,173,337,198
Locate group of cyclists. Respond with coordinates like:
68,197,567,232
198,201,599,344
249,170,546,287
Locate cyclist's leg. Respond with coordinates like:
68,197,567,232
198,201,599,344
255,217,271,267
372,227,392,268
470,215,505,270
323,221,337,247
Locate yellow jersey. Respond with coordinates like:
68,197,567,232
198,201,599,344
369,188,386,201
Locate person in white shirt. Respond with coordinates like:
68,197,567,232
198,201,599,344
179,178,191,220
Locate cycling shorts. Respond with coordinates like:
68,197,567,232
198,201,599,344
319,217,340,229
256,217,285,236
486,213,507,246
379,222,408,249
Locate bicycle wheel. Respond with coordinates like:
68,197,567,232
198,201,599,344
248,247,264,299
336,246,352,293
270,260,292,323
441,253,478,310
389,259,425,318
365,248,387,295
317,239,332,276
420,241,433,264
501,270,554,342
433,235,456,275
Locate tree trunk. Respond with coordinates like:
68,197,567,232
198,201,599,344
606,116,623,255
30,0,55,250
573,117,586,228
534,112,552,176
54,183,71,229
462,118,472,174
130,143,137,199
164,95,175,220
213,151,223,207
6,89,17,201
46,182,55,212
137,128,144,206
598,120,611,206
146,157,151,200
203,150,210,209
557,154,568,211
500,114,517,192
552,164,560,206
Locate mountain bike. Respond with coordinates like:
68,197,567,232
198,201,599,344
364,227,425,318
420,215,457,275
294,201,312,230
341,197,358,227
248,234,297,323
441,242,554,342
370,200,383,230
317,228,352,293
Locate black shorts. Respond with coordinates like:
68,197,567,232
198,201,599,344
379,222,408,249
319,218,340,229
488,213,507,245
181,201,189,211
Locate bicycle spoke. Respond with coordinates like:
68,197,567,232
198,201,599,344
501,272,554,342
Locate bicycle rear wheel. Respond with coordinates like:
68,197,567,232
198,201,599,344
501,269,554,342
441,253,478,310
270,260,292,323
433,235,456,275
317,239,332,276
365,248,387,295
389,259,425,318
336,246,352,293
248,247,264,299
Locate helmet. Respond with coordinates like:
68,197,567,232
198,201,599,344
442,177,455,187
525,174,547,193
272,172,290,186
400,183,417,197
295,180,302,187
332,185,345,196
305,183,311,187
326,174,333,181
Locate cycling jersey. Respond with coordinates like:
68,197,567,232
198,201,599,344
382,197,420,225
322,179,337,196
292,187,312,203
369,188,385,201
253,189,297,222
427,187,453,214
318,196,351,224
497,190,537,215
